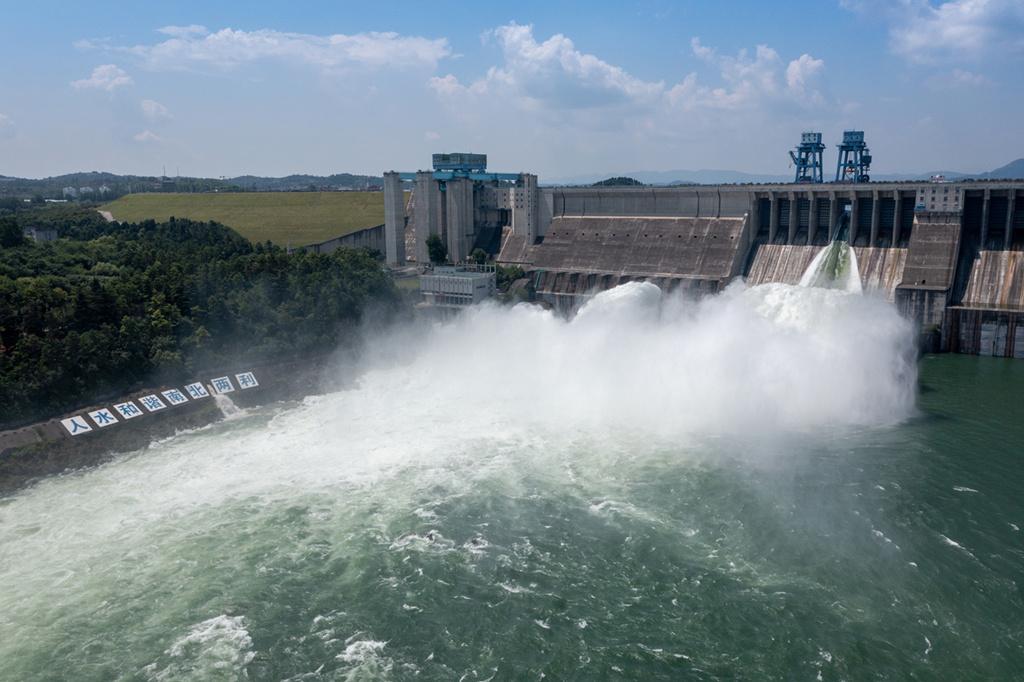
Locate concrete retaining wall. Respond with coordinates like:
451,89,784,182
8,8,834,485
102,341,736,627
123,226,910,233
854,247,908,302
745,244,822,286
532,215,748,280
550,187,748,219
900,213,962,290
949,308,1024,358
302,224,385,255
959,250,1024,309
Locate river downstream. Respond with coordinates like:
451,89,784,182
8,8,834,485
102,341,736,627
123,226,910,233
1,282,1021,680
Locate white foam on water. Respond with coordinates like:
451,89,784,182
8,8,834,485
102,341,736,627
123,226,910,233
213,393,245,420
337,637,393,678
938,534,979,561
144,615,255,681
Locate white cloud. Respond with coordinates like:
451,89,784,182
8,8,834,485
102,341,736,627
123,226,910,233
141,99,172,120
690,37,715,61
0,113,13,139
157,24,209,38
844,0,1024,63
430,23,663,109
122,27,451,71
72,64,133,91
669,39,827,110
431,25,828,118
427,74,464,96
424,131,441,141
133,130,161,143
786,54,826,100
927,67,992,88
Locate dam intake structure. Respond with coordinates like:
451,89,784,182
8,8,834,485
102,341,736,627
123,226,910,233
382,155,1024,358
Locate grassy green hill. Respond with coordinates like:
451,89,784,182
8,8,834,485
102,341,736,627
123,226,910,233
102,191,385,245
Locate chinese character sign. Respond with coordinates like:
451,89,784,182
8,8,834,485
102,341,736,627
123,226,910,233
113,401,143,419
88,408,119,428
161,389,189,406
139,394,167,412
211,376,235,394
185,382,210,399
53,370,258,435
61,415,93,435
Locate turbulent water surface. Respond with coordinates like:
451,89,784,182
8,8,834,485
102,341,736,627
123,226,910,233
2,281,1022,680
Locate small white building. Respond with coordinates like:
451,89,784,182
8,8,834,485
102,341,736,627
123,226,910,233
419,264,496,307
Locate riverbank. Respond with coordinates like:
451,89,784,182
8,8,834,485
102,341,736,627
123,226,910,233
0,356,340,495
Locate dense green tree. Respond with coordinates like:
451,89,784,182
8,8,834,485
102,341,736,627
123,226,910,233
426,233,448,265
0,217,24,247
0,207,401,427
592,177,642,186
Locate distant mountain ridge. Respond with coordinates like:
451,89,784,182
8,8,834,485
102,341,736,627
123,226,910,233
979,158,1024,179
2,159,1021,198
0,171,382,199
547,158,1024,186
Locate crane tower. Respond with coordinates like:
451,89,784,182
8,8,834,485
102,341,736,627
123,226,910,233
789,132,826,183
835,130,871,182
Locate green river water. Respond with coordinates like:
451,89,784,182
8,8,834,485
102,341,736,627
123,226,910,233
1,282,1021,680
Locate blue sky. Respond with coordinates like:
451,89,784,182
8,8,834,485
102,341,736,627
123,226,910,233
1,0,1022,179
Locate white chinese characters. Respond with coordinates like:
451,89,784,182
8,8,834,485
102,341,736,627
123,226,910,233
59,371,258,437
184,382,210,399
211,377,235,394
88,408,119,428
61,415,93,436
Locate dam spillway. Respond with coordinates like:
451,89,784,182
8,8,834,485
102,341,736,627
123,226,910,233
489,181,1024,358
380,162,1024,357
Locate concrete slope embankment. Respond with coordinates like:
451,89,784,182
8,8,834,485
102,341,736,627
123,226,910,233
855,247,907,301
744,244,822,286
531,216,748,280
959,250,1024,310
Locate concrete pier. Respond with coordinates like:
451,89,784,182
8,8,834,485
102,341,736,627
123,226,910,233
414,171,441,263
445,178,474,263
383,172,406,266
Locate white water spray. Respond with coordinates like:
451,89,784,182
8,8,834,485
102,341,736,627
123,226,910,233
211,388,243,420
799,240,862,293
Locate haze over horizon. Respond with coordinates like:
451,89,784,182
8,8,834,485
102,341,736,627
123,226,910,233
2,0,1023,179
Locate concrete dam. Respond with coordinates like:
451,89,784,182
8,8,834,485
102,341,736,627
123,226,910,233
382,157,1024,358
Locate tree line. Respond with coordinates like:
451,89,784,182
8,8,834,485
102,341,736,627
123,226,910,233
0,207,401,427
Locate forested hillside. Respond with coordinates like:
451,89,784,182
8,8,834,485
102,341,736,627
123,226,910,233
0,207,400,427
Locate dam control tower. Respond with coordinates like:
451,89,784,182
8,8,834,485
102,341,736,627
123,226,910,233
383,153,540,266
